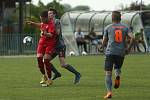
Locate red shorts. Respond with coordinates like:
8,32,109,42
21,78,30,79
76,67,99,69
37,36,56,55
37,44,55,55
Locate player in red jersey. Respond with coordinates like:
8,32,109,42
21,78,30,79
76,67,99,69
27,10,57,86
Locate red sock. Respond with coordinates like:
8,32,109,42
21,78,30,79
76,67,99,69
37,57,45,75
44,59,52,79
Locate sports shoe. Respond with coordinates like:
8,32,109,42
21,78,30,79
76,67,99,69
114,76,120,89
46,79,53,86
104,92,112,99
40,75,48,84
41,79,53,87
74,73,81,84
52,73,61,80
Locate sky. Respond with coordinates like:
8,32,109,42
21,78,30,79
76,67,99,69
31,0,150,11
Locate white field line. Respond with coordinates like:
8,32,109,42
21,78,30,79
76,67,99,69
0,55,36,58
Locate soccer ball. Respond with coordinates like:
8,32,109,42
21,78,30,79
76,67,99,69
82,51,87,56
69,51,75,56
23,36,33,46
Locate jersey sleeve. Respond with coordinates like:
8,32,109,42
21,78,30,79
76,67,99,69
55,19,62,35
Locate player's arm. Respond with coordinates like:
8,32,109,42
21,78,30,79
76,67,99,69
102,36,108,48
55,20,61,35
26,20,41,27
98,28,108,52
43,31,53,37
98,35,108,52
41,25,53,37
101,28,108,48
43,22,56,38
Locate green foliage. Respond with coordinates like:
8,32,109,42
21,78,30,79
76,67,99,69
24,15,40,34
123,1,150,10
0,54,150,100
63,4,72,12
24,0,70,34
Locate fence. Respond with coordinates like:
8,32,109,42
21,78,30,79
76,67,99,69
0,33,103,56
0,34,39,55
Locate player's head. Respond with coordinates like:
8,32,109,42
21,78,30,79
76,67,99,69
48,8,57,19
77,27,81,32
112,11,121,23
40,10,48,23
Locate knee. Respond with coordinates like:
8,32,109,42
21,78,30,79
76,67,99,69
44,59,49,64
37,57,43,63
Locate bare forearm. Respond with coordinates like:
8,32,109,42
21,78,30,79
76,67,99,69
102,37,108,48
26,21,40,27
42,31,53,37
45,32,53,37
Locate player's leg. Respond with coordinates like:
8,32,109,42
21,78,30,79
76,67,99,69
37,53,49,84
51,64,61,80
58,47,81,84
36,44,47,84
104,55,114,99
114,55,124,89
83,41,87,52
37,44,45,74
43,53,53,86
50,53,61,80
42,46,56,86
59,57,81,84
37,54,45,75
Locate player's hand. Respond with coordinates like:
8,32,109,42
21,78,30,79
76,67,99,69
98,46,104,52
45,32,52,37
40,30,46,36
41,30,52,37
26,20,32,25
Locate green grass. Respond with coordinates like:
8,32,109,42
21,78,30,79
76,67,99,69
0,54,150,100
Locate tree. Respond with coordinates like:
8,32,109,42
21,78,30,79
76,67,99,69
124,1,147,10
63,4,72,12
38,0,45,8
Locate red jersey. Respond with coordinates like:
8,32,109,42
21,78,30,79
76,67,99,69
38,20,57,47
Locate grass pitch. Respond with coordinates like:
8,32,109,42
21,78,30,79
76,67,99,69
0,54,150,100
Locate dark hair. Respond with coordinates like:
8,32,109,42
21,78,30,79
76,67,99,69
112,11,121,22
49,8,57,15
40,10,48,17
